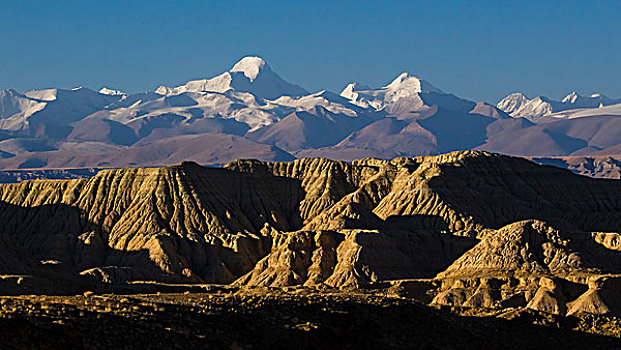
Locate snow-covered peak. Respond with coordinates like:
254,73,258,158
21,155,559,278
498,90,621,121
99,87,126,96
339,73,446,114
24,89,60,101
340,83,356,99
156,56,307,100
562,92,580,104
270,89,362,117
561,91,619,107
384,72,442,94
340,83,371,100
230,56,268,82
0,89,40,119
497,93,530,115
496,93,555,121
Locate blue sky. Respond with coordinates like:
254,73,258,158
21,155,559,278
1,0,619,103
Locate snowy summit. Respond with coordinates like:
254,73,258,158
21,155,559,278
230,56,267,82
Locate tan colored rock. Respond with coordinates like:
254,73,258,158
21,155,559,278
0,150,620,301
526,277,567,315
235,229,476,288
439,220,621,280
567,275,621,315
527,288,566,315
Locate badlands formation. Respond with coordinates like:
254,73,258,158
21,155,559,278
1,150,621,318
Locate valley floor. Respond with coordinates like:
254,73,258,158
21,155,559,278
0,287,619,349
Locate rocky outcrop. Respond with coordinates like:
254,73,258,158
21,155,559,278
234,229,476,288
439,220,621,279
567,275,621,315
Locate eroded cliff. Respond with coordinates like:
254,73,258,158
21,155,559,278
1,150,621,315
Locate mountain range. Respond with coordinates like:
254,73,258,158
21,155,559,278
1,56,621,177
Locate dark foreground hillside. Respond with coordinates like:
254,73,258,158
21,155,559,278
0,288,619,350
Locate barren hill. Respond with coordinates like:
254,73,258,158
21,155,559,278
1,151,621,315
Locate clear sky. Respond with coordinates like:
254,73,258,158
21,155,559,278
1,0,619,103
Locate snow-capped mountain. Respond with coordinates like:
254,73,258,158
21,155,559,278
497,92,621,121
0,55,620,175
340,73,443,113
155,56,308,100
0,87,122,135
99,87,126,96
